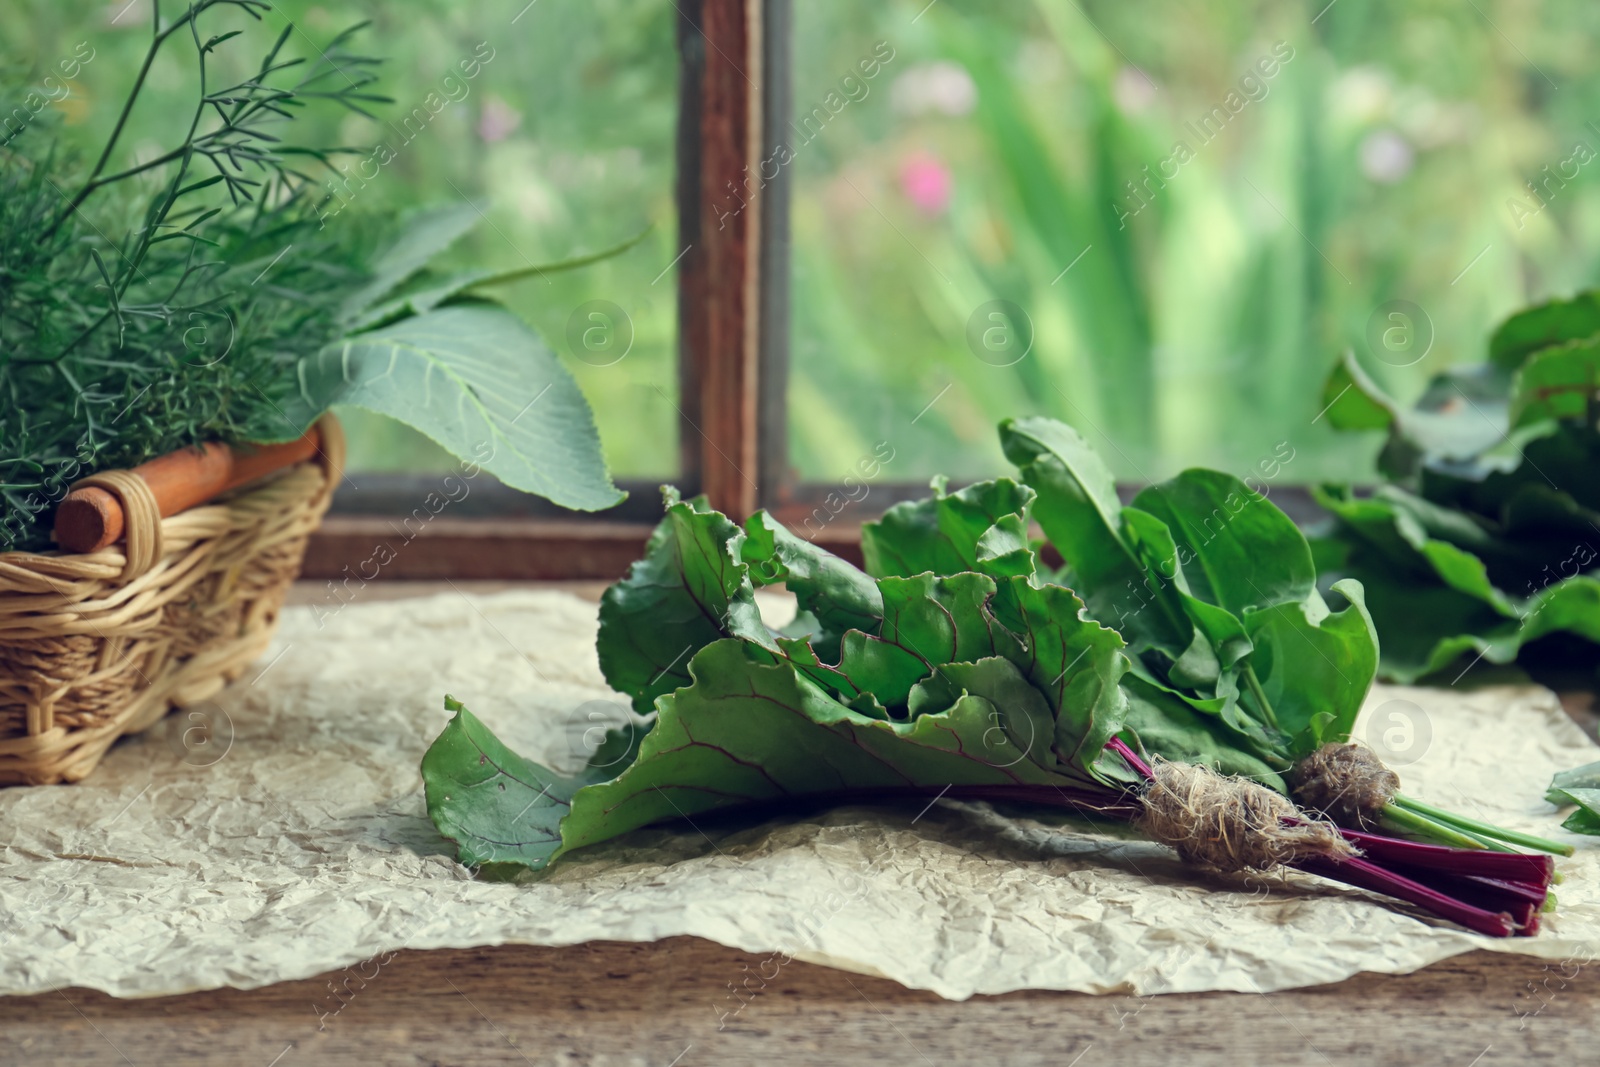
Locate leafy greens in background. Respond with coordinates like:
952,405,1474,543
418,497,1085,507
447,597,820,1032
1314,292,1600,682
422,417,1386,872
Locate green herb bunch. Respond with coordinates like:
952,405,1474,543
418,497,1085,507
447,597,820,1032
4,1,635,554
1314,294,1600,681
1,1,385,552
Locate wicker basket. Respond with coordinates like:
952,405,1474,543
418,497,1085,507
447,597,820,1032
0,415,344,786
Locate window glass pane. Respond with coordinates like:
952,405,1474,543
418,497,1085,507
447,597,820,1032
10,0,678,479
788,1,1597,484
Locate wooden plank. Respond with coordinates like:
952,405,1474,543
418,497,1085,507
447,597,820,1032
678,0,764,518
283,578,610,606
756,0,794,502
3,942,1588,1066
300,516,652,581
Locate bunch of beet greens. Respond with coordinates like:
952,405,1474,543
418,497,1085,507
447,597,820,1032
1312,291,1600,682
423,417,1569,937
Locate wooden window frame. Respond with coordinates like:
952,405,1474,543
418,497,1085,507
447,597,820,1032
302,0,1321,581
307,0,803,580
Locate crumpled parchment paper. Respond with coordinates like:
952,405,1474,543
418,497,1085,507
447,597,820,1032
2,588,1597,1000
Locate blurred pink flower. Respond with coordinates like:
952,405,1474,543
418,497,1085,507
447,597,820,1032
478,96,522,143
899,152,952,216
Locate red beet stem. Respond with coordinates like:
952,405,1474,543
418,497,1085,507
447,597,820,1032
1388,867,1550,911
1296,854,1516,937
879,756,1543,938
1381,867,1543,930
1333,825,1555,883
1105,736,1154,781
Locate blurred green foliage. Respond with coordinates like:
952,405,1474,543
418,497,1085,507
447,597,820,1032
6,0,676,476
10,0,1600,487
790,0,1600,484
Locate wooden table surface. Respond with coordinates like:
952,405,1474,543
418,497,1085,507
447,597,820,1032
9,943,1597,1066
4,582,1596,1067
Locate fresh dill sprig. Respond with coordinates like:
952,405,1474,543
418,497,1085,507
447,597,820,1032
0,2,390,552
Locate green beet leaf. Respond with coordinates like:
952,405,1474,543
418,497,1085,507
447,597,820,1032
1119,506,1253,681
1509,338,1600,429
1550,787,1600,836
1317,291,1600,678
862,476,1037,581
1130,469,1315,616
1547,760,1600,806
1239,579,1379,759
808,571,998,711
423,637,1121,872
983,576,1131,767
1319,349,1398,432
1312,486,1519,612
1489,290,1600,372
1319,351,1511,484
1311,483,1600,681
1547,761,1600,835
1010,417,1378,760
1000,416,1189,653
1420,422,1600,529
741,510,882,662
422,695,642,871
1119,675,1283,787
597,489,774,714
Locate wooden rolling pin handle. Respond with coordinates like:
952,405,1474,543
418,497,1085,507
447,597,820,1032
52,427,323,554
55,486,127,553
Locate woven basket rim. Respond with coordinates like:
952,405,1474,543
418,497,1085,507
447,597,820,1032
0,415,343,569
0,415,344,786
